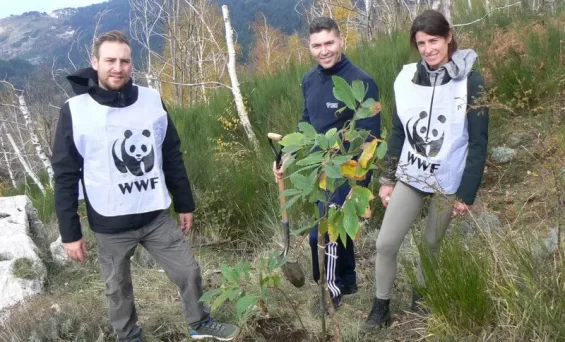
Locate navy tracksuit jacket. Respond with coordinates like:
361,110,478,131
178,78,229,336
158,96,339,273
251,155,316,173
300,55,381,297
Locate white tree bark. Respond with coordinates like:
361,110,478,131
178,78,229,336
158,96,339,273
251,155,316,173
432,0,441,10
442,0,452,25
15,92,54,188
221,5,259,151
0,132,17,188
2,123,45,195
365,0,372,13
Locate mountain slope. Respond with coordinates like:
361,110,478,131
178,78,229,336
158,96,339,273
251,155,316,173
0,0,310,68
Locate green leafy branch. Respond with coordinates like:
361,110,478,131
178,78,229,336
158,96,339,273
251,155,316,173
277,76,388,246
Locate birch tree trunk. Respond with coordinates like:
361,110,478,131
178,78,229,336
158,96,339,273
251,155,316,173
222,5,259,151
0,132,17,188
16,92,54,188
364,0,373,40
442,0,452,25
2,123,45,195
146,73,154,89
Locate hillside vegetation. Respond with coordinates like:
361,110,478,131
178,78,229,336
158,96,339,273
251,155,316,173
3,7,565,342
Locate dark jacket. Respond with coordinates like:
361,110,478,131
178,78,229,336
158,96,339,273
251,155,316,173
383,60,489,205
301,55,381,140
52,68,195,243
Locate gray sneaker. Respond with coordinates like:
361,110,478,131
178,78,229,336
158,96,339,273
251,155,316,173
189,318,239,341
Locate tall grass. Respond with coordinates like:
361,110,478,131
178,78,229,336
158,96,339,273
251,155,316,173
404,218,565,341
3,172,56,224
406,227,496,335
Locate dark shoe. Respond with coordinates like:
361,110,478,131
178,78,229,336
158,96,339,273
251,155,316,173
341,283,358,296
189,318,239,341
311,293,342,317
362,297,391,331
411,291,430,315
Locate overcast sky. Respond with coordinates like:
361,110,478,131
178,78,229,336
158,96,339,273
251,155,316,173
0,0,109,19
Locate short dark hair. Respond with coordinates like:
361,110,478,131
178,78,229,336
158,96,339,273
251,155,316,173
93,30,131,58
410,10,458,58
309,16,340,35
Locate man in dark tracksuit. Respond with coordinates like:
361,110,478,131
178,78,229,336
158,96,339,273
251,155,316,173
273,17,381,315
51,31,237,342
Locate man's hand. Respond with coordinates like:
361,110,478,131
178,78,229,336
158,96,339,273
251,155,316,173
379,184,395,207
452,201,471,218
179,213,193,235
63,239,88,263
272,161,284,182
272,153,292,182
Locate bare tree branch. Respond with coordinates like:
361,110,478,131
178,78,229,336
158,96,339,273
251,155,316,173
453,2,521,27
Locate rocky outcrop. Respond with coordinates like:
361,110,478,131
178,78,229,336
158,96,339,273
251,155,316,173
0,196,46,321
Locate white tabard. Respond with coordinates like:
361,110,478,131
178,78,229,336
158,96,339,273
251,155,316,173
394,63,469,194
68,86,171,216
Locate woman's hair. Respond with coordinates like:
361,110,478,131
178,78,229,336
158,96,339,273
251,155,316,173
410,10,458,58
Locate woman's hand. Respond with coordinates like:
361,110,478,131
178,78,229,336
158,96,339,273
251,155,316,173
379,184,395,207
452,201,470,218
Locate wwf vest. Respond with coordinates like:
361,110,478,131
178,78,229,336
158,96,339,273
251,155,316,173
68,86,171,217
394,63,469,194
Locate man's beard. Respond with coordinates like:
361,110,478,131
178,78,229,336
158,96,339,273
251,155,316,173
99,75,129,91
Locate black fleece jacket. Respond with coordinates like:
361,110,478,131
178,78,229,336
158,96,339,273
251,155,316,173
52,68,195,243
383,61,489,205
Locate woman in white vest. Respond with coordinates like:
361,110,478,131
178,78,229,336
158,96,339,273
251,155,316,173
363,10,489,330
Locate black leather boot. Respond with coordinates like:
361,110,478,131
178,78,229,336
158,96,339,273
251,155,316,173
362,297,391,331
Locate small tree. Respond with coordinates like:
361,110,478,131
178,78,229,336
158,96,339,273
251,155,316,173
199,76,387,340
276,75,387,340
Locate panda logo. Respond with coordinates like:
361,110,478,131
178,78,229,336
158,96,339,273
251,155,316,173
112,129,155,176
406,111,446,158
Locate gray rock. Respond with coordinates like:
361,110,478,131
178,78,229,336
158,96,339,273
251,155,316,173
506,132,531,148
491,146,517,164
544,228,558,255
460,210,502,236
535,228,558,257
50,236,70,265
0,196,46,322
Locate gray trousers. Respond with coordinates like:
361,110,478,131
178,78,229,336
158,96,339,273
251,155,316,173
375,181,454,299
94,210,210,341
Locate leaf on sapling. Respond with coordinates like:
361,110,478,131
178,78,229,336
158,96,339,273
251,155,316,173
377,141,388,159
340,160,369,181
332,76,356,110
236,295,259,319
343,200,359,241
351,80,366,103
359,139,379,168
298,122,317,138
279,132,305,147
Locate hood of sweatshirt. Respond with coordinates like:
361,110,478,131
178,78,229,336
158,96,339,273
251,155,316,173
66,67,138,107
413,49,479,86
